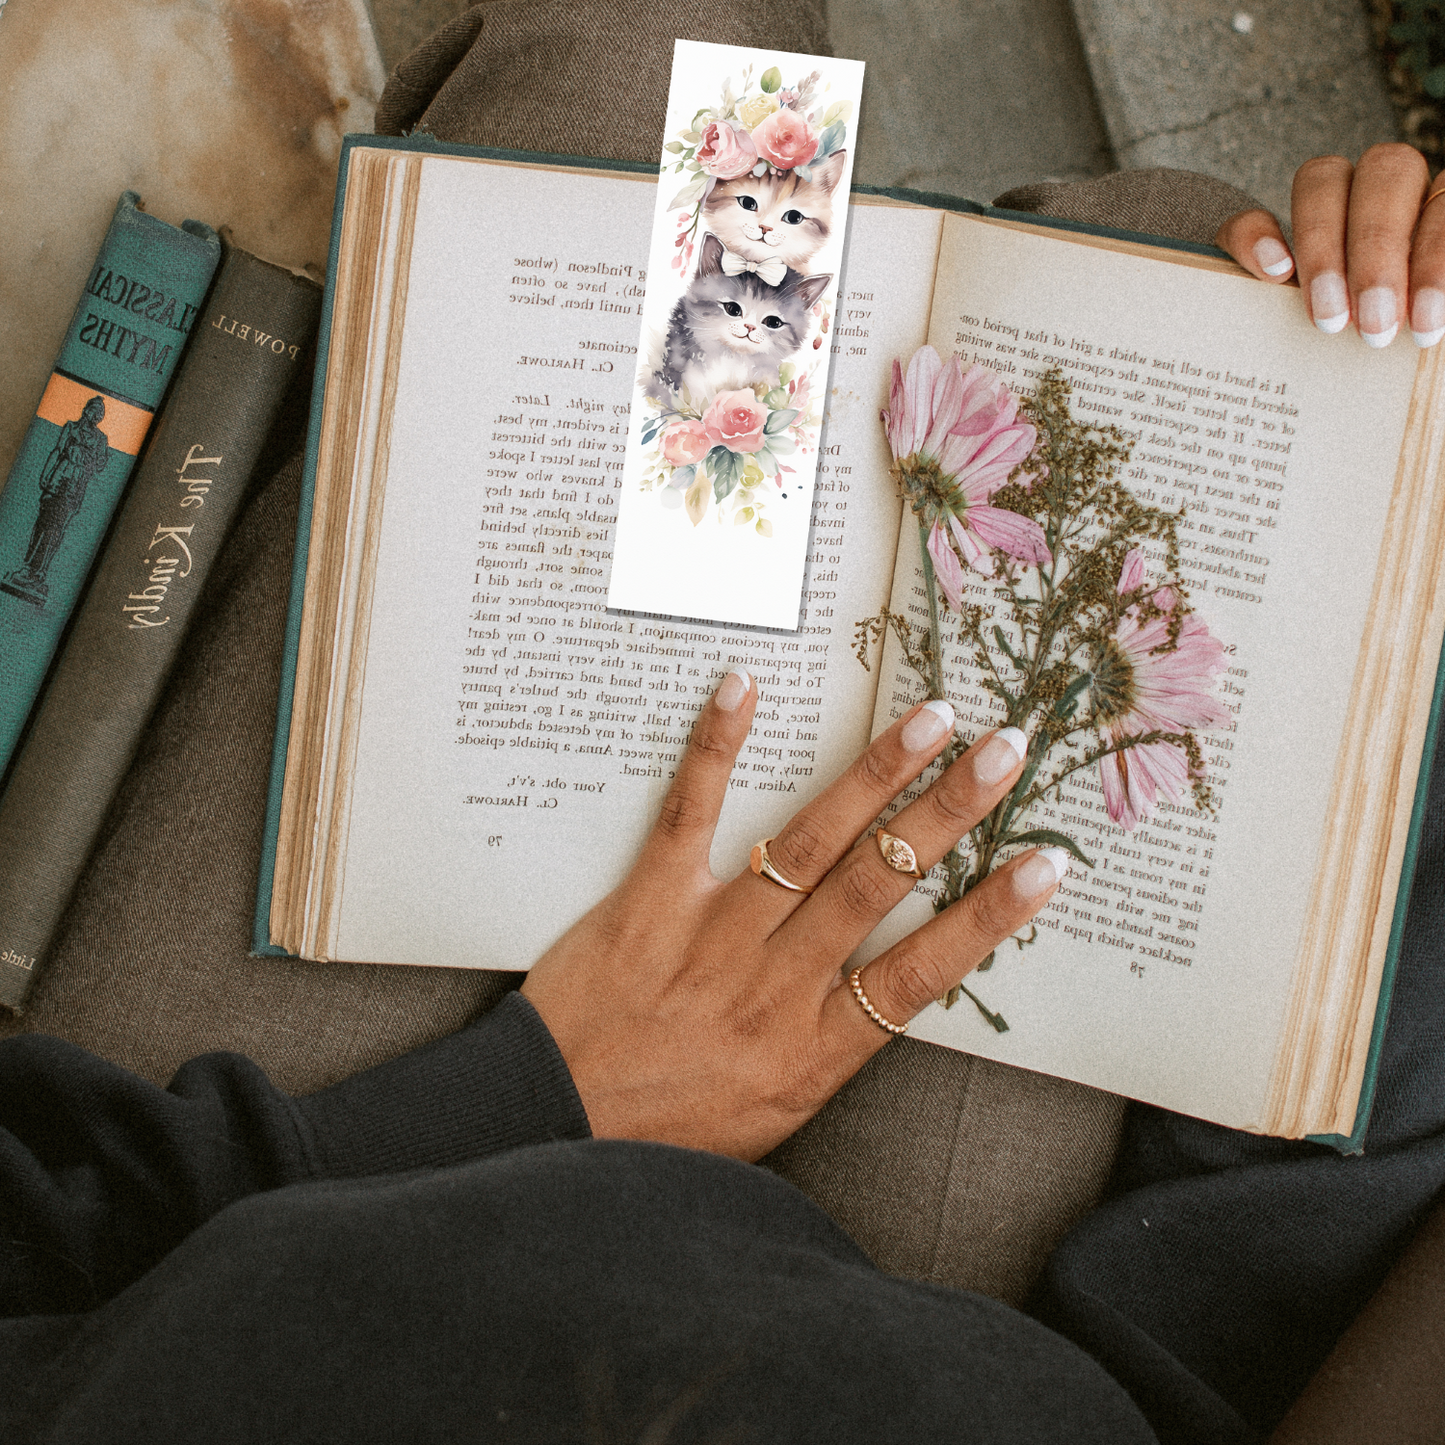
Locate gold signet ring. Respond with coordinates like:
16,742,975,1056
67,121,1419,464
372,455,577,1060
749,837,814,894
876,829,924,879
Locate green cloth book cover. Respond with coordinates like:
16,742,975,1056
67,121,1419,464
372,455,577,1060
0,191,220,774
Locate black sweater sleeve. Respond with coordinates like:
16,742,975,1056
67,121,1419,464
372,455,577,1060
0,991,590,1316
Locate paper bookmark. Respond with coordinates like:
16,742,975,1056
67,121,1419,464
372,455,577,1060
606,38,865,629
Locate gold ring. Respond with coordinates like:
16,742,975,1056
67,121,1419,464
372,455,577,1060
848,966,907,1035
876,829,924,879
749,837,814,894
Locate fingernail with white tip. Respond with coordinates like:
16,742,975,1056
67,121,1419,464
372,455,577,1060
1311,273,1350,333
1359,287,1398,347
715,667,751,711
971,726,1029,786
1413,288,1445,348
1012,846,1070,900
1253,237,1294,277
901,699,955,752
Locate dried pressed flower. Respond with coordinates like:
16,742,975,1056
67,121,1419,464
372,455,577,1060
881,347,1048,608
1096,550,1229,829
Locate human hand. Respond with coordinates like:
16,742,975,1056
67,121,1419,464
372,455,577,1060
521,669,1064,1162
1215,143,1442,347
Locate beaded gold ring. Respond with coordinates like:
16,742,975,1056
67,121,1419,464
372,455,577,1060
848,966,907,1036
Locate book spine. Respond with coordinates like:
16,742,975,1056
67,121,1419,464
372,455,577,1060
0,245,321,1013
0,192,221,776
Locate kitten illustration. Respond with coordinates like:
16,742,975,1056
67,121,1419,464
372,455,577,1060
700,149,846,275
646,233,831,403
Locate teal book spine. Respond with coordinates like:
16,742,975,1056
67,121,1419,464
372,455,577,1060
0,192,220,774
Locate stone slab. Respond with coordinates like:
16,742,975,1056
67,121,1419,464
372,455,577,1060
0,0,386,483
829,0,1115,201
1070,0,1400,220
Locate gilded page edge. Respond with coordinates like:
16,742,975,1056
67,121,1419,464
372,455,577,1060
315,154,424,960
271,150,392,951
1262,342,1445,1136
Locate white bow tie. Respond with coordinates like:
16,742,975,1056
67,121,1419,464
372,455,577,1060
720,248,788,286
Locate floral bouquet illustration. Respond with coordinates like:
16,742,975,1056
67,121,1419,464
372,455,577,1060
638,62,853,535
858,347,1229,1028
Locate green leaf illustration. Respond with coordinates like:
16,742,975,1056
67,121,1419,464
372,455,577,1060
664,141,684,154
821,99,853,127
817,122,846,157
684,476,709,526
764,407,799,435
735,506,755,524
667,175,708,210
670,464,696,490
756,517,774,537
778,362,795,385
760,66,782,93
713,451,742,502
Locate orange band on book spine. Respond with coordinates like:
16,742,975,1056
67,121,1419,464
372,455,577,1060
35,373,153,457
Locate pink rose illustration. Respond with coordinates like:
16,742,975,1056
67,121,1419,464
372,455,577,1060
751,109,819,172
702,391,769,454
695,120,757,179
661,419,712,468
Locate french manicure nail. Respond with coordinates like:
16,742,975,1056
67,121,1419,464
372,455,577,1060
1412,288,1445,348
1012,846,1070,900
1311,273,1349,334
972,726,1028,786
1359,287,1398,347
1253,237,1294,277
715,667,750,712
902,699,955,752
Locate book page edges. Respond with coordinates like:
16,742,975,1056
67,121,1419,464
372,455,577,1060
253,140,367,956
271,150,396,953
268,152,374,947
315,155,422,959
1263,342,1445,1139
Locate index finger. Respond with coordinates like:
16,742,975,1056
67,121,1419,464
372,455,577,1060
639,667,755,873
1345,144,1429,346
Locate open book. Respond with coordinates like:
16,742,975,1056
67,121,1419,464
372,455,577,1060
257,135,1445,1148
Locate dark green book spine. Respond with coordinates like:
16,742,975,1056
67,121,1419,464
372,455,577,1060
0,192,220,776
0,244,321,1012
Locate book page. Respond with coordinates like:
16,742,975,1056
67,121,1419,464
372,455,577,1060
323,157,942,967
860,214,1419,1130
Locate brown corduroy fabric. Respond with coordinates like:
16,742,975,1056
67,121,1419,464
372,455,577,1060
4,0,1270,1304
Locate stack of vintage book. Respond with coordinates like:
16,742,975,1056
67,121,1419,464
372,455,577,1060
0,194,322,1010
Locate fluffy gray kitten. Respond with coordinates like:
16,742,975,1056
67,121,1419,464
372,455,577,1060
646,234,831,404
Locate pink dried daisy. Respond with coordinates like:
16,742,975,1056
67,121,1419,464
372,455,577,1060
881,346,1047,607
1095,550,1228,829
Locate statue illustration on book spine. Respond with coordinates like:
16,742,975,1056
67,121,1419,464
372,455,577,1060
0,395,111,607
638,62,852,535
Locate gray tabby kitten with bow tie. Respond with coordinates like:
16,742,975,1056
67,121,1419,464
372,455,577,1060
646,233,831,404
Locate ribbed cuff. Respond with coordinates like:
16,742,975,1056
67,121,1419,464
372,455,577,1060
294,992,591,1178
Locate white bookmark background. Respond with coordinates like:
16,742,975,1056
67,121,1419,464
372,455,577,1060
607,38,864,629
